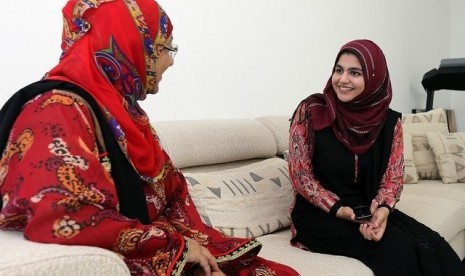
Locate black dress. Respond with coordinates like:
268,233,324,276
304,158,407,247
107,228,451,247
291,110,465,276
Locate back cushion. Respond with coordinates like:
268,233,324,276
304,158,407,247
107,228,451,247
402,108,449,133
401,108,449,181
427,132,465,183
184,158,293,238
411,133,440,180
154,119,277,169
256,116,291,155
403,132,419,183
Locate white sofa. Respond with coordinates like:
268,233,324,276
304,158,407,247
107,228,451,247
1,109,464,276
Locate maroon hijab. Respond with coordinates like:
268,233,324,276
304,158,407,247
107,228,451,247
308,39,392,154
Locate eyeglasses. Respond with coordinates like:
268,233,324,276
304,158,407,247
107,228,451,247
162,43,178,59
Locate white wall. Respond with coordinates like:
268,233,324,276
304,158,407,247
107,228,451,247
450,0,465,131
1,2,63,102
1,1,460,129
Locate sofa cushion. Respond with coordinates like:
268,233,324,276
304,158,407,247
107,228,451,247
402,180,465,203
402,108,449,133
256,116,290,155
256,229,374,276
154,119,277,169
449,230,465,260
401,181,465,259
184,158,293,238
396,193,465,243
403,132,419,183
411,133,440,180
401,108,449,181
426,132,465,183
0,230,130,275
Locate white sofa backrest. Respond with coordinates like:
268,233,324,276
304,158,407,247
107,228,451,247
153,118,287,169
256,116,291,155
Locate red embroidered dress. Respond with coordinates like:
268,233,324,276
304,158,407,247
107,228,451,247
0,1,298,275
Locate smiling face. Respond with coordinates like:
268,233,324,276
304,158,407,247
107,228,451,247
331,52,365,103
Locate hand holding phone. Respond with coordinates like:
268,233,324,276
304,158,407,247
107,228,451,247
353,205,372,221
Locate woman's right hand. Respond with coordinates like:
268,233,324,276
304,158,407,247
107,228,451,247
187,239,225,276
335,206,355,221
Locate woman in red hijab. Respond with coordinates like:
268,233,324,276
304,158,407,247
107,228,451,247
288,39,465,275
0,0,298,275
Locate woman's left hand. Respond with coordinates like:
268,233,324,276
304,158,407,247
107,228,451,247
359,200,390,241
187,239,224,276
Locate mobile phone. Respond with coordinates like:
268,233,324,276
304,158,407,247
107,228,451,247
353,205,372,221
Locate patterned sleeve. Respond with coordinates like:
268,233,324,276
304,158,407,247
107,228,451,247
374,119,404,210
0,92,188,274
288,101,340,213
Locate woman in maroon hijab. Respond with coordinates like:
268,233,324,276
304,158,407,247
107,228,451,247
288,39,465,275
0,0,299,275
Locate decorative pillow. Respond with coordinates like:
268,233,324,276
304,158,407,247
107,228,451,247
411,133,440,180
184,158,293,238
403,132,419,183
401,108,449,181
426,132,465,183
402,108,449,133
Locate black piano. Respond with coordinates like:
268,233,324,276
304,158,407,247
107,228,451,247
421,58,465,111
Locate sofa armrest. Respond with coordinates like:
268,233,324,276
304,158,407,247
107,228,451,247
0,230,130,276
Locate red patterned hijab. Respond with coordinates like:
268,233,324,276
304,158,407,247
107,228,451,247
46,0,173,180
308,39,392,154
